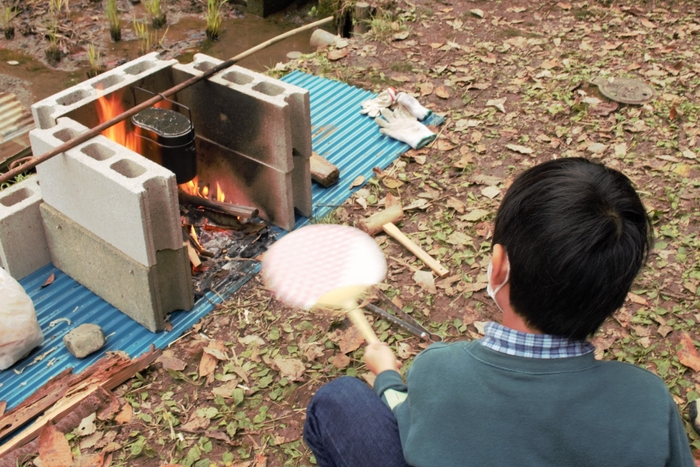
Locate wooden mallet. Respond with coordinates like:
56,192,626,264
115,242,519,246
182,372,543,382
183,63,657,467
359,201,449,277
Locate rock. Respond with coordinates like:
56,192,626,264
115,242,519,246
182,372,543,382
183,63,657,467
286,51,302,59
310,29,340,50
63,324,105,359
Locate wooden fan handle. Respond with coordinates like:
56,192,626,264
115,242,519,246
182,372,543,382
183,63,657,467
347,308,379,343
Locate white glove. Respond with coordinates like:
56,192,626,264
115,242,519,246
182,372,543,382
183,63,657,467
360,88,397,118
374,108,436,149
396,92,432,120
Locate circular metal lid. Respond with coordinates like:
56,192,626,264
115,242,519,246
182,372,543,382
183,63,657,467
132,107,192,138
591,77,654,105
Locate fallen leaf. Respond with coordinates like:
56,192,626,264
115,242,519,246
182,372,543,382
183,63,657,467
486,97,506,113
180,414,210,432
446,197,466,214
677,332,700,372
274,357,306,381
199,341,226,378
471,131,483,144
42,273,55,288
481,186,501,199
419,82,434,96
382,176,404,189
339,326,365,354
327,49,349,61
203,346,229,361
39,422,73,467
436,140,456,151
505,144,533,155
640,18,656,28
614,143,627,157
330,354,351,368
72,453,104,467
557,2,571,9
254,453,268,467
114,403,132,425
470,8,484,17
392,30,409,41
587,143,607,154
79,431,104,451
453,152,473,169
156,355,187,372
627,292,647,305
413,270,437,294
238,335,265,346
461,209,490,222
435,86,450,99
447,231,472,246
349,176,365,189
404,198,430,210
462,282,487,293
77,413,97,437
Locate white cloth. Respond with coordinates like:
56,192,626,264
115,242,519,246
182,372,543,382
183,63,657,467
375,107,436,149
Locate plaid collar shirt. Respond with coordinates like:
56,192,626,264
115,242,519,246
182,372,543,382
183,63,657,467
481,322,595,359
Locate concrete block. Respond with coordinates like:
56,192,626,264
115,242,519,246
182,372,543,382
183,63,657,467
41,203,193,332
0,177,51,280
31,52,178,130
63,323,105,358
173,54,312,220
29,118,183,267
196,137,296,231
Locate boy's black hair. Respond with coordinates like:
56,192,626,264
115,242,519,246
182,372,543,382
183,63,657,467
493,157,652,340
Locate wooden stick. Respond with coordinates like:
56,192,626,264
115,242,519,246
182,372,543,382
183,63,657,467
310,153,339,187
0,16,334,185
347,307,379,343
382,223,449,277
178,189,258,218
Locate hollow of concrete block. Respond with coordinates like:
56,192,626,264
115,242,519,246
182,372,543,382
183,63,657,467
29,117,183,267
41,203,193,332
0,177,51,280
31,52,178,130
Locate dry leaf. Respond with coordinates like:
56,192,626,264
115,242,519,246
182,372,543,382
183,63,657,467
557,2,572,9
413,270,437,294
42,273,55,288
72,453,104,467
461,209,490,222
203,346,229,361
677,332,700,372
486,97,506,113
349,176,365,189
627,292,647,305
114,403,132,425
481,186,501,199
254,453,268,467
327,49,349,61
435,86,450,99
640,18,656,28
505,144,533,155
471,131,483,144
77,413,97,437
39,422,73,467
419,82,434,96
470,8,484,17
181,414,210,432
446,197,466,214
436,140,456,151
330,354,351,368
274,357,306,381
453,151,473,169
97,394,120,422
156,355,187,372
382,176,404,189
392,30,410,41
199,340,226,378
339,326,365,354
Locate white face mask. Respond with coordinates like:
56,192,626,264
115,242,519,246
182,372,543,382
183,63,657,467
487,259,510,311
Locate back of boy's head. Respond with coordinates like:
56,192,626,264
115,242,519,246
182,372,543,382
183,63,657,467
493,157,652,340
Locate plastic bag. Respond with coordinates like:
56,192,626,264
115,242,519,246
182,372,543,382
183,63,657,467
0,267,44,370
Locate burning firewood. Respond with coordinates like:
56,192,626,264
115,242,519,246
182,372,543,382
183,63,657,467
177,189,258,219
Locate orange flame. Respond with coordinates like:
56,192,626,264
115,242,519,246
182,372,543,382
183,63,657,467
95,90,142,154
215,182,225,203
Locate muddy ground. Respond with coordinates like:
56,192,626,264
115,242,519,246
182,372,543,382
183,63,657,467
6,0,700,466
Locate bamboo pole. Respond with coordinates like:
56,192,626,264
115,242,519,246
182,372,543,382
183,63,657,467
0,16,334,185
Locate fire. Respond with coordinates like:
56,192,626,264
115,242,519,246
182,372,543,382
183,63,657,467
95,90,142,154
215,182,225,203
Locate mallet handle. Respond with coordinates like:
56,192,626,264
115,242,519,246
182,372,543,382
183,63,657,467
382,223,449,277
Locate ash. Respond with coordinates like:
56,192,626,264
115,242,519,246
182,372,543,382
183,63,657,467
180,205,278,301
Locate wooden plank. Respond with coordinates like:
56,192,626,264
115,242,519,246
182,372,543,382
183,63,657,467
310,153,339,187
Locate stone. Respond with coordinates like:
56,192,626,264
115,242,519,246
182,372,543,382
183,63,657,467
286,51,303,60
310,30,340,50
63,324,106,359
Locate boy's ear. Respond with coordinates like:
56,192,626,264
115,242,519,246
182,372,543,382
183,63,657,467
491,244,509,285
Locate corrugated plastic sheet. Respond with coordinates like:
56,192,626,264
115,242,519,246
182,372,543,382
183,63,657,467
0,92,34,144
1,72,442,415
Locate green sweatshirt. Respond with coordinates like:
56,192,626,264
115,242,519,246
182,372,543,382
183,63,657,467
373,341,694,467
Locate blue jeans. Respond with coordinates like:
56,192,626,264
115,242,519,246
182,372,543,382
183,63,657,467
303,376,410,467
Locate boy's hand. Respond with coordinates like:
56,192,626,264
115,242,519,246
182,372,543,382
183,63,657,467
364,341,401,375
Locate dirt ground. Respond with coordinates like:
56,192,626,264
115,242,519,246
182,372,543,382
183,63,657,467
7,0,700,465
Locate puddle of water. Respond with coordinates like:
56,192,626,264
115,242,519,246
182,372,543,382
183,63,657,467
0,4,320,106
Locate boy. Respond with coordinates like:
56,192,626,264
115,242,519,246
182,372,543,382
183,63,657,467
303,158,694,467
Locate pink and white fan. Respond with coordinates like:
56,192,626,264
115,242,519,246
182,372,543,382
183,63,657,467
262,224,386,343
